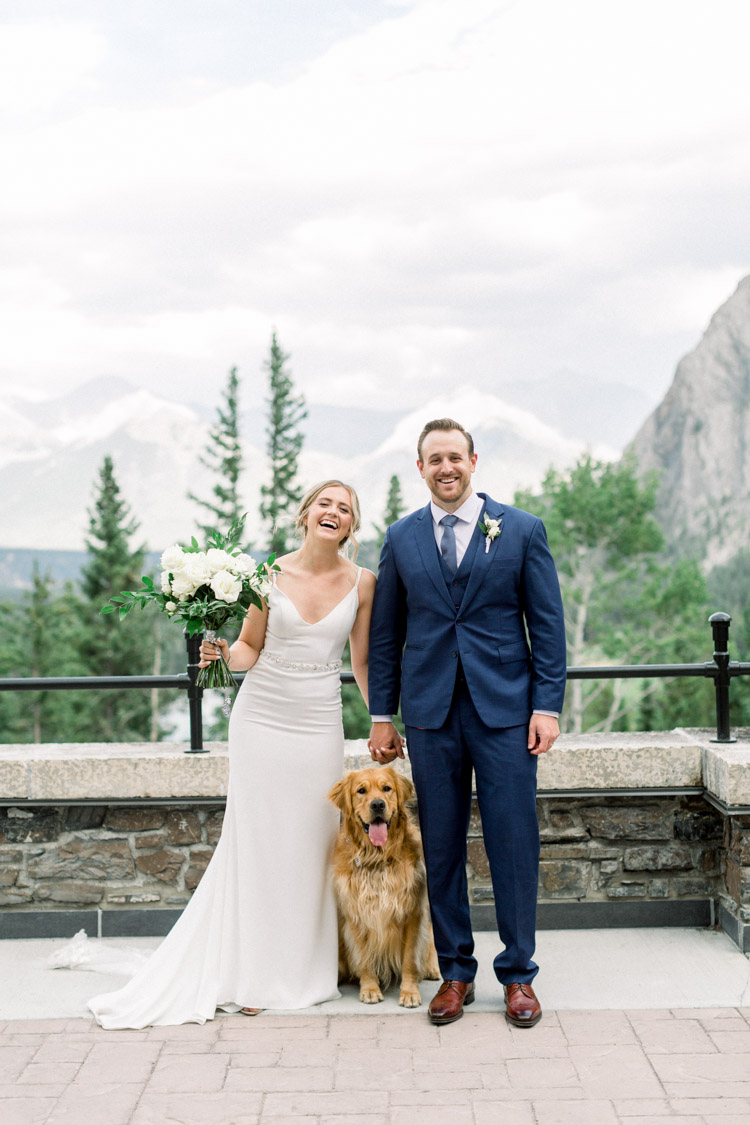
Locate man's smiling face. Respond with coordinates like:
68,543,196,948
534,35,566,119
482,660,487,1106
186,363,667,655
417,429,477,512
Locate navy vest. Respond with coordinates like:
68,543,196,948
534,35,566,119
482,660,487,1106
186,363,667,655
437,520,482,607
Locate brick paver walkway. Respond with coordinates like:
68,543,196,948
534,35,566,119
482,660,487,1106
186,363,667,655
2,1007,750,1124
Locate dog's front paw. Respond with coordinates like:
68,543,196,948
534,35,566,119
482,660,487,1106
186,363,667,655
359,985,384,1004
399,987,422,1008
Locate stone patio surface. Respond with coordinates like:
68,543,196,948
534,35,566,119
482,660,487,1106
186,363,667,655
1,928,749,1123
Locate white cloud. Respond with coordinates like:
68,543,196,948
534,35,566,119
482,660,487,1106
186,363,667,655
2,0,750,410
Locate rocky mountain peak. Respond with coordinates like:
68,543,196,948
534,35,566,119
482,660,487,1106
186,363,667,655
629,276,750,568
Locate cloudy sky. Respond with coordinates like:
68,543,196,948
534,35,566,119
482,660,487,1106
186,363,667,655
2,0,750,414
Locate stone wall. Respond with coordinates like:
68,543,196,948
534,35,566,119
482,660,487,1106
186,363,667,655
468,795,723,907
0,804,224,912
0,794,725,918
1,730,749,949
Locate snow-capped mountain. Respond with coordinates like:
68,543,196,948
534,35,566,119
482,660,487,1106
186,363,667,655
1,378,618,552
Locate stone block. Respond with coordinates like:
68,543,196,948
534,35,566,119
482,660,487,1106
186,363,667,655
728,821,750,865
703,739,750,807
135,833,168,849
185,846,213,892
539,860,590,898
471,885,495,902
205,810,225,845
35,882,104,904
537,730,703,790
623,845,693,871
548,810,577,829
468,800,482,836
467,839,490,877
673,876,716,896
0,888,33,906
107,892,161,904
724,859,750,905
606,883,646,898
166,810,202,845
700,847,720,874
539,826,590,844
65,806,107,830
539,844,589,859
674,807,723,841
582,806,672,840
135,847,185,883
28,840,135,881
599,860,619,875
105,807,165,832
648,880,670,898
0,807,63,844
0,848,23,887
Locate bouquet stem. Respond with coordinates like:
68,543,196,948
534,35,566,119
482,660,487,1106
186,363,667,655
197,630,238,717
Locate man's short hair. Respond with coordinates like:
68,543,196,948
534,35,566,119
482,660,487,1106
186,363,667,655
417,418,475,461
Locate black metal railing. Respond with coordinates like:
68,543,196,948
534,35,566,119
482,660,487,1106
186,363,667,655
1,613,748,752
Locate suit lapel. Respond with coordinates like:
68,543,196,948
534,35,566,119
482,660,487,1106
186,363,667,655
460,493,506,615
414,503,455,610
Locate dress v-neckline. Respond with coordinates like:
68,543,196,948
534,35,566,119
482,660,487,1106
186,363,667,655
274,581,357,627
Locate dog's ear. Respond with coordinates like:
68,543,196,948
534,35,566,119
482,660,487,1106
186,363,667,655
328,774,353,816
394,771,415,808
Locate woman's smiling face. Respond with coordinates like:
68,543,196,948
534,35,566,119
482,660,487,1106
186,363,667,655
306,485,354,545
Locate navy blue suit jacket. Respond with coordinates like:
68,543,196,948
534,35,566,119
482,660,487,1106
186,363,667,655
368,492,567,729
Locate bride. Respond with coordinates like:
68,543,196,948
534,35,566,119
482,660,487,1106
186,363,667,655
89,480,378,1028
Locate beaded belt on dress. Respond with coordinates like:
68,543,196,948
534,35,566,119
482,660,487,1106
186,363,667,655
259,650,343,673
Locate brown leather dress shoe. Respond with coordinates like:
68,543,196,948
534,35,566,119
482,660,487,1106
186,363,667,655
504,982,542,1028
428,979,475,1025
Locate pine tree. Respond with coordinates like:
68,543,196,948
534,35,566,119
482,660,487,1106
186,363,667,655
259,333,307,555
374,474,405,546
188,366,244,540
80,456,154,741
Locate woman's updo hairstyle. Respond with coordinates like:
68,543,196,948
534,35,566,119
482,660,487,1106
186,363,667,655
294,480,362,559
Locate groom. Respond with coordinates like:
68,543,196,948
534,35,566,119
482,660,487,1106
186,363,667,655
368,418,566,1028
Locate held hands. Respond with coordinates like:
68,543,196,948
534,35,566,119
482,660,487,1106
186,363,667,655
368,721,405,764
198,637,231,669
528,713,559,756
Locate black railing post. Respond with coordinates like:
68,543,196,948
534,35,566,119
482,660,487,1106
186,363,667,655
185,631,207,753
709,611,735,744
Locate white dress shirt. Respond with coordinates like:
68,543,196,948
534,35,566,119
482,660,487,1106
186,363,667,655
371,489,558,722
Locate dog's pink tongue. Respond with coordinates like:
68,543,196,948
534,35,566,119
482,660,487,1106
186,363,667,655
369,821,388,847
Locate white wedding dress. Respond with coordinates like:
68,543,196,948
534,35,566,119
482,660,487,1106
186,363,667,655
89,571,361,1028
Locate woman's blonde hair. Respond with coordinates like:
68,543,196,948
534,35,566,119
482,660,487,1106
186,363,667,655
295,480,362,559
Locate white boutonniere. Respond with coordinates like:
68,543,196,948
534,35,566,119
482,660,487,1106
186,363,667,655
478,512,502,554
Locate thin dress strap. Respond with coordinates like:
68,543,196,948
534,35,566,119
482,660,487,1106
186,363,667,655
354,566,362,589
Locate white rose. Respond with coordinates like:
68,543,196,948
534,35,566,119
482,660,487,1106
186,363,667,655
165,601,177,612
183,552,212,588
171,572,198,600
210,569,242,603
229,553,256,575
161,545,185,571
206,548,232,572
161,573,172,594
257,577,273,598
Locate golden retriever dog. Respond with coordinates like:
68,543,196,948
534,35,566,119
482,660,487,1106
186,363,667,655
328,766,440,1007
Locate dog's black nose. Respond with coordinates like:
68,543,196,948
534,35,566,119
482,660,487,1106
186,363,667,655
370,798,386,815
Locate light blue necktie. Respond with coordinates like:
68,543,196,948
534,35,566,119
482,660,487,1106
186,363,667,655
440,514,459,574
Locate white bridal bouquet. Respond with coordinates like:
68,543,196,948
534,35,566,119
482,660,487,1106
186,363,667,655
102,516,279,707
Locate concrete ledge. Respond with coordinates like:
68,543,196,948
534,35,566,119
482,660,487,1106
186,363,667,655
0,729,721,803
702,735,750,808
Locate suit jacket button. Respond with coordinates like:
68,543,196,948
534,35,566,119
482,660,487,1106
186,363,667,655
452,581,458,587
456,619,462,624
451,651,457,658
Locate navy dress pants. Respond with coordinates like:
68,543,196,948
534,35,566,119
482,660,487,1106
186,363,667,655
405,678,540,985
